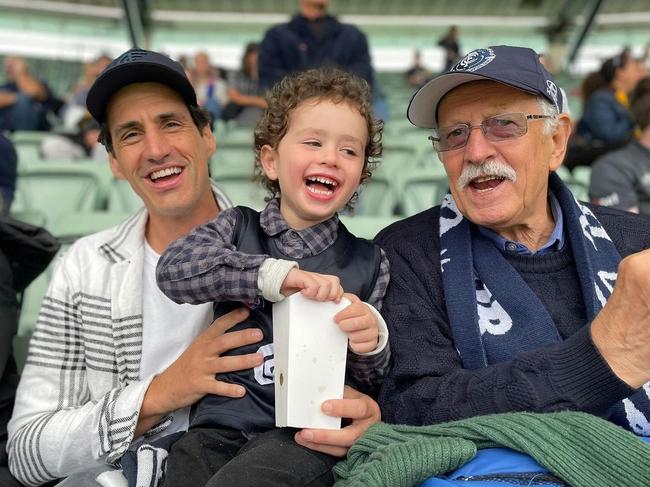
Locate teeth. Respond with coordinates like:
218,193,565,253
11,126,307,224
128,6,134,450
472,176,502,184
306,176,338,187
150,167,182,180
307,185,333,195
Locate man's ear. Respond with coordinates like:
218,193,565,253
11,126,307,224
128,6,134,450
108,152,126,180
202,125,217,157
259,145,279,181
548,113,572,172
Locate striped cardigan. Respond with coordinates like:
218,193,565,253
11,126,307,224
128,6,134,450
7,184,231,486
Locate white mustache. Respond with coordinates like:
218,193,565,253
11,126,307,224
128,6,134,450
457,159,517,189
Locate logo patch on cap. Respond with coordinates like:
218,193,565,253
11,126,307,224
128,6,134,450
546,79,558,108
116,48,148,65
452,48,496,73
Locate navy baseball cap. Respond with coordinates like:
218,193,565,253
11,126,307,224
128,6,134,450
407,45,563,128
87,48,197,123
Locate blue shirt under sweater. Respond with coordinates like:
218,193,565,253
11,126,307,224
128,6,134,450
375,203,650,427
478,192,565,255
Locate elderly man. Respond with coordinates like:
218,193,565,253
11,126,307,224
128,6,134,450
7,48,379,486
376,45,650,435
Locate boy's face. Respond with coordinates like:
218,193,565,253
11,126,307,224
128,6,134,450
260,98,367,230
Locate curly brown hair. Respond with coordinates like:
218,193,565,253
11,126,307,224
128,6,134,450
253,68,383,206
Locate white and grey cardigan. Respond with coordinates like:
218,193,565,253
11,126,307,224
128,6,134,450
7,184,231,486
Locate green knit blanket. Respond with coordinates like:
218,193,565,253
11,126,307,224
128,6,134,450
333,411,650,487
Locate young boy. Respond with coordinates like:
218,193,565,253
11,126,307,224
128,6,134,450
156,68,389,487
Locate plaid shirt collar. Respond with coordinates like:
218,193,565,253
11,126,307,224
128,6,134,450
259,198,340,256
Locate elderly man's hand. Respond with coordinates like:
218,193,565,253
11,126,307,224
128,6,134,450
294,385,381,457
591,248,650,388
136,308,264,435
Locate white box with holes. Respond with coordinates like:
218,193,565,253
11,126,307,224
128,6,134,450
273,293,349,429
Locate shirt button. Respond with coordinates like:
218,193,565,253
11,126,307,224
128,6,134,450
506,242,518,251
199,261,209,270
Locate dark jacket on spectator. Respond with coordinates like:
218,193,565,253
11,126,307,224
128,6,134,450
0,216,59,484
0,134,17,215
576,88,635,146
258,13,374,90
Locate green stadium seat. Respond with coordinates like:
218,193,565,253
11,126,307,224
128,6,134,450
339,215,401,240
10,209,48,228
15,261,55,373
15,161,106,224
50,210,131,244
107,178,144,213
354,174,396,217
400,170,450,216
209,164,267,210
572,166,592,186
211,145,256,173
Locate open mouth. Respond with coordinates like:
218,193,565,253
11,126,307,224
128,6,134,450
149,167,182,182
469,175,506,192
305,175,339,196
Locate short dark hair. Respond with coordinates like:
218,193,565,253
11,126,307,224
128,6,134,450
98,104,211,156
253,68,383,208
631,76,650,130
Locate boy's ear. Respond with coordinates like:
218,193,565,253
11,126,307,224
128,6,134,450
259,145,279,181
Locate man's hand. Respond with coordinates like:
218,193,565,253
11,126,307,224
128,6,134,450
136,308,263,435
294,386,381,457
335,293,379,354
280,268,344,302
591,249,650,388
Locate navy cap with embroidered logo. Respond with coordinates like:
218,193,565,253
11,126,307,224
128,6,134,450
407,45,563,129
86,48,197,123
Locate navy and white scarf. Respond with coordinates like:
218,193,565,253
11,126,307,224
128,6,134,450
439,172,650,435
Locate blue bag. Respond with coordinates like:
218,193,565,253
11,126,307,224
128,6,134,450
421,437,650,486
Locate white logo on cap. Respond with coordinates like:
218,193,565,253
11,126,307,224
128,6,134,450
546,80,558,107
452,48,496,73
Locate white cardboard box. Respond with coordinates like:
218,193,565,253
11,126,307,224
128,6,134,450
273,293,350,430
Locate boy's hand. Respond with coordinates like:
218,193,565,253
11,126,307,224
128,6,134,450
334,293,379,354
280,268,344,302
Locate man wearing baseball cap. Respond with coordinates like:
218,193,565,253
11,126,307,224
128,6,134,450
376,46,650,439
7,48,380,486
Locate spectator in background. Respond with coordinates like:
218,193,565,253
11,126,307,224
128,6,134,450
40,115,108,162
221,42,267,128
0,216,59,487
60,53,111,129
191,51,229,124
590,76,650,214
0,56,53,132
258,0,389,120
405,49,432,89
0,134,17,215
566,51,646,170
437,25,461,72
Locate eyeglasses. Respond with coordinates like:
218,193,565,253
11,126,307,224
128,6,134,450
428,113,554,152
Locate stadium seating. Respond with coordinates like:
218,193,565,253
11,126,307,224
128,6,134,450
107,178,144,213
399,169,450,216
14,260,55,373
14,161,108,225
339,215,401,240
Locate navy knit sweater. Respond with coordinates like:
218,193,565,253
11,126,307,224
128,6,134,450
375,203,650,426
